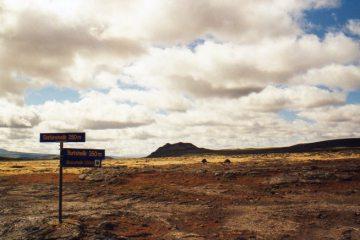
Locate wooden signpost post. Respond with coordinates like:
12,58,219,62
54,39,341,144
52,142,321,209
40,132,105,223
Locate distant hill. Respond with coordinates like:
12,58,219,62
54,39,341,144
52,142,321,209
147,142,210,158
147,138,360,158
0,148,56,160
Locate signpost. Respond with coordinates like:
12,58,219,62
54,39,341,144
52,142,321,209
40,132,105,223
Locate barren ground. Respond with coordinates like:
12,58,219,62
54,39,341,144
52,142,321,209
0,151,359,240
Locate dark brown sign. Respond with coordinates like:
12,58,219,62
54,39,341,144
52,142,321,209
40,133,85,142
61,148,105,167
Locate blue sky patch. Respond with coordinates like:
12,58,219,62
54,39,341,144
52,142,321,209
25,86,80,105
346,90,360,104
188,38,205,51
278,109,316,124
117,80,147,91
278,109,298,122
157,109,169,116
304,0,360,38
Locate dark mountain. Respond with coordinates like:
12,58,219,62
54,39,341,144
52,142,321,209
0,148,56,160
147,142,212,158
147,138,360,158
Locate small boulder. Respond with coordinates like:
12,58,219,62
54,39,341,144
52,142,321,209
317,212,327,219
201,159,208,164
98,221,117,231
224,170,237,180
86,173,105,182
78,174,87,180
195,169,207,175
224,159,231,164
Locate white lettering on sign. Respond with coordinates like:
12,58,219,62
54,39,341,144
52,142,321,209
89,150,103,157
43,134,67,141
68,134,82,141
66,150,87,157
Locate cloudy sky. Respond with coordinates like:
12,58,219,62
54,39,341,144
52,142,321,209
0,0,359,156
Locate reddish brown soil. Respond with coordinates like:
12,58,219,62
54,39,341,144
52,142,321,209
0,154,359,240
3,173,79,184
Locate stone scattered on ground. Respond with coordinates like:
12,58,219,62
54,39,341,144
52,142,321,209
224,159,231,164
0,150,359,239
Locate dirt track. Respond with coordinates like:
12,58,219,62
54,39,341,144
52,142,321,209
0,151,359,240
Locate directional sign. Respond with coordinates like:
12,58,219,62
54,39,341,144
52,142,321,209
40,133,85,142
61,148,105,168
39,131,106,223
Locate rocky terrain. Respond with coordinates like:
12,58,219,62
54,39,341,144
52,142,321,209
0,150,359,239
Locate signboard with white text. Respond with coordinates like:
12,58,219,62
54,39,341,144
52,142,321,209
40,133,85,142
60,148,105,167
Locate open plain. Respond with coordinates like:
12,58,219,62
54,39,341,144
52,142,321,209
0,151,359,240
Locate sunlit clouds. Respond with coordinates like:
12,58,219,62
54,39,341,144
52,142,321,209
0,0,359,156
